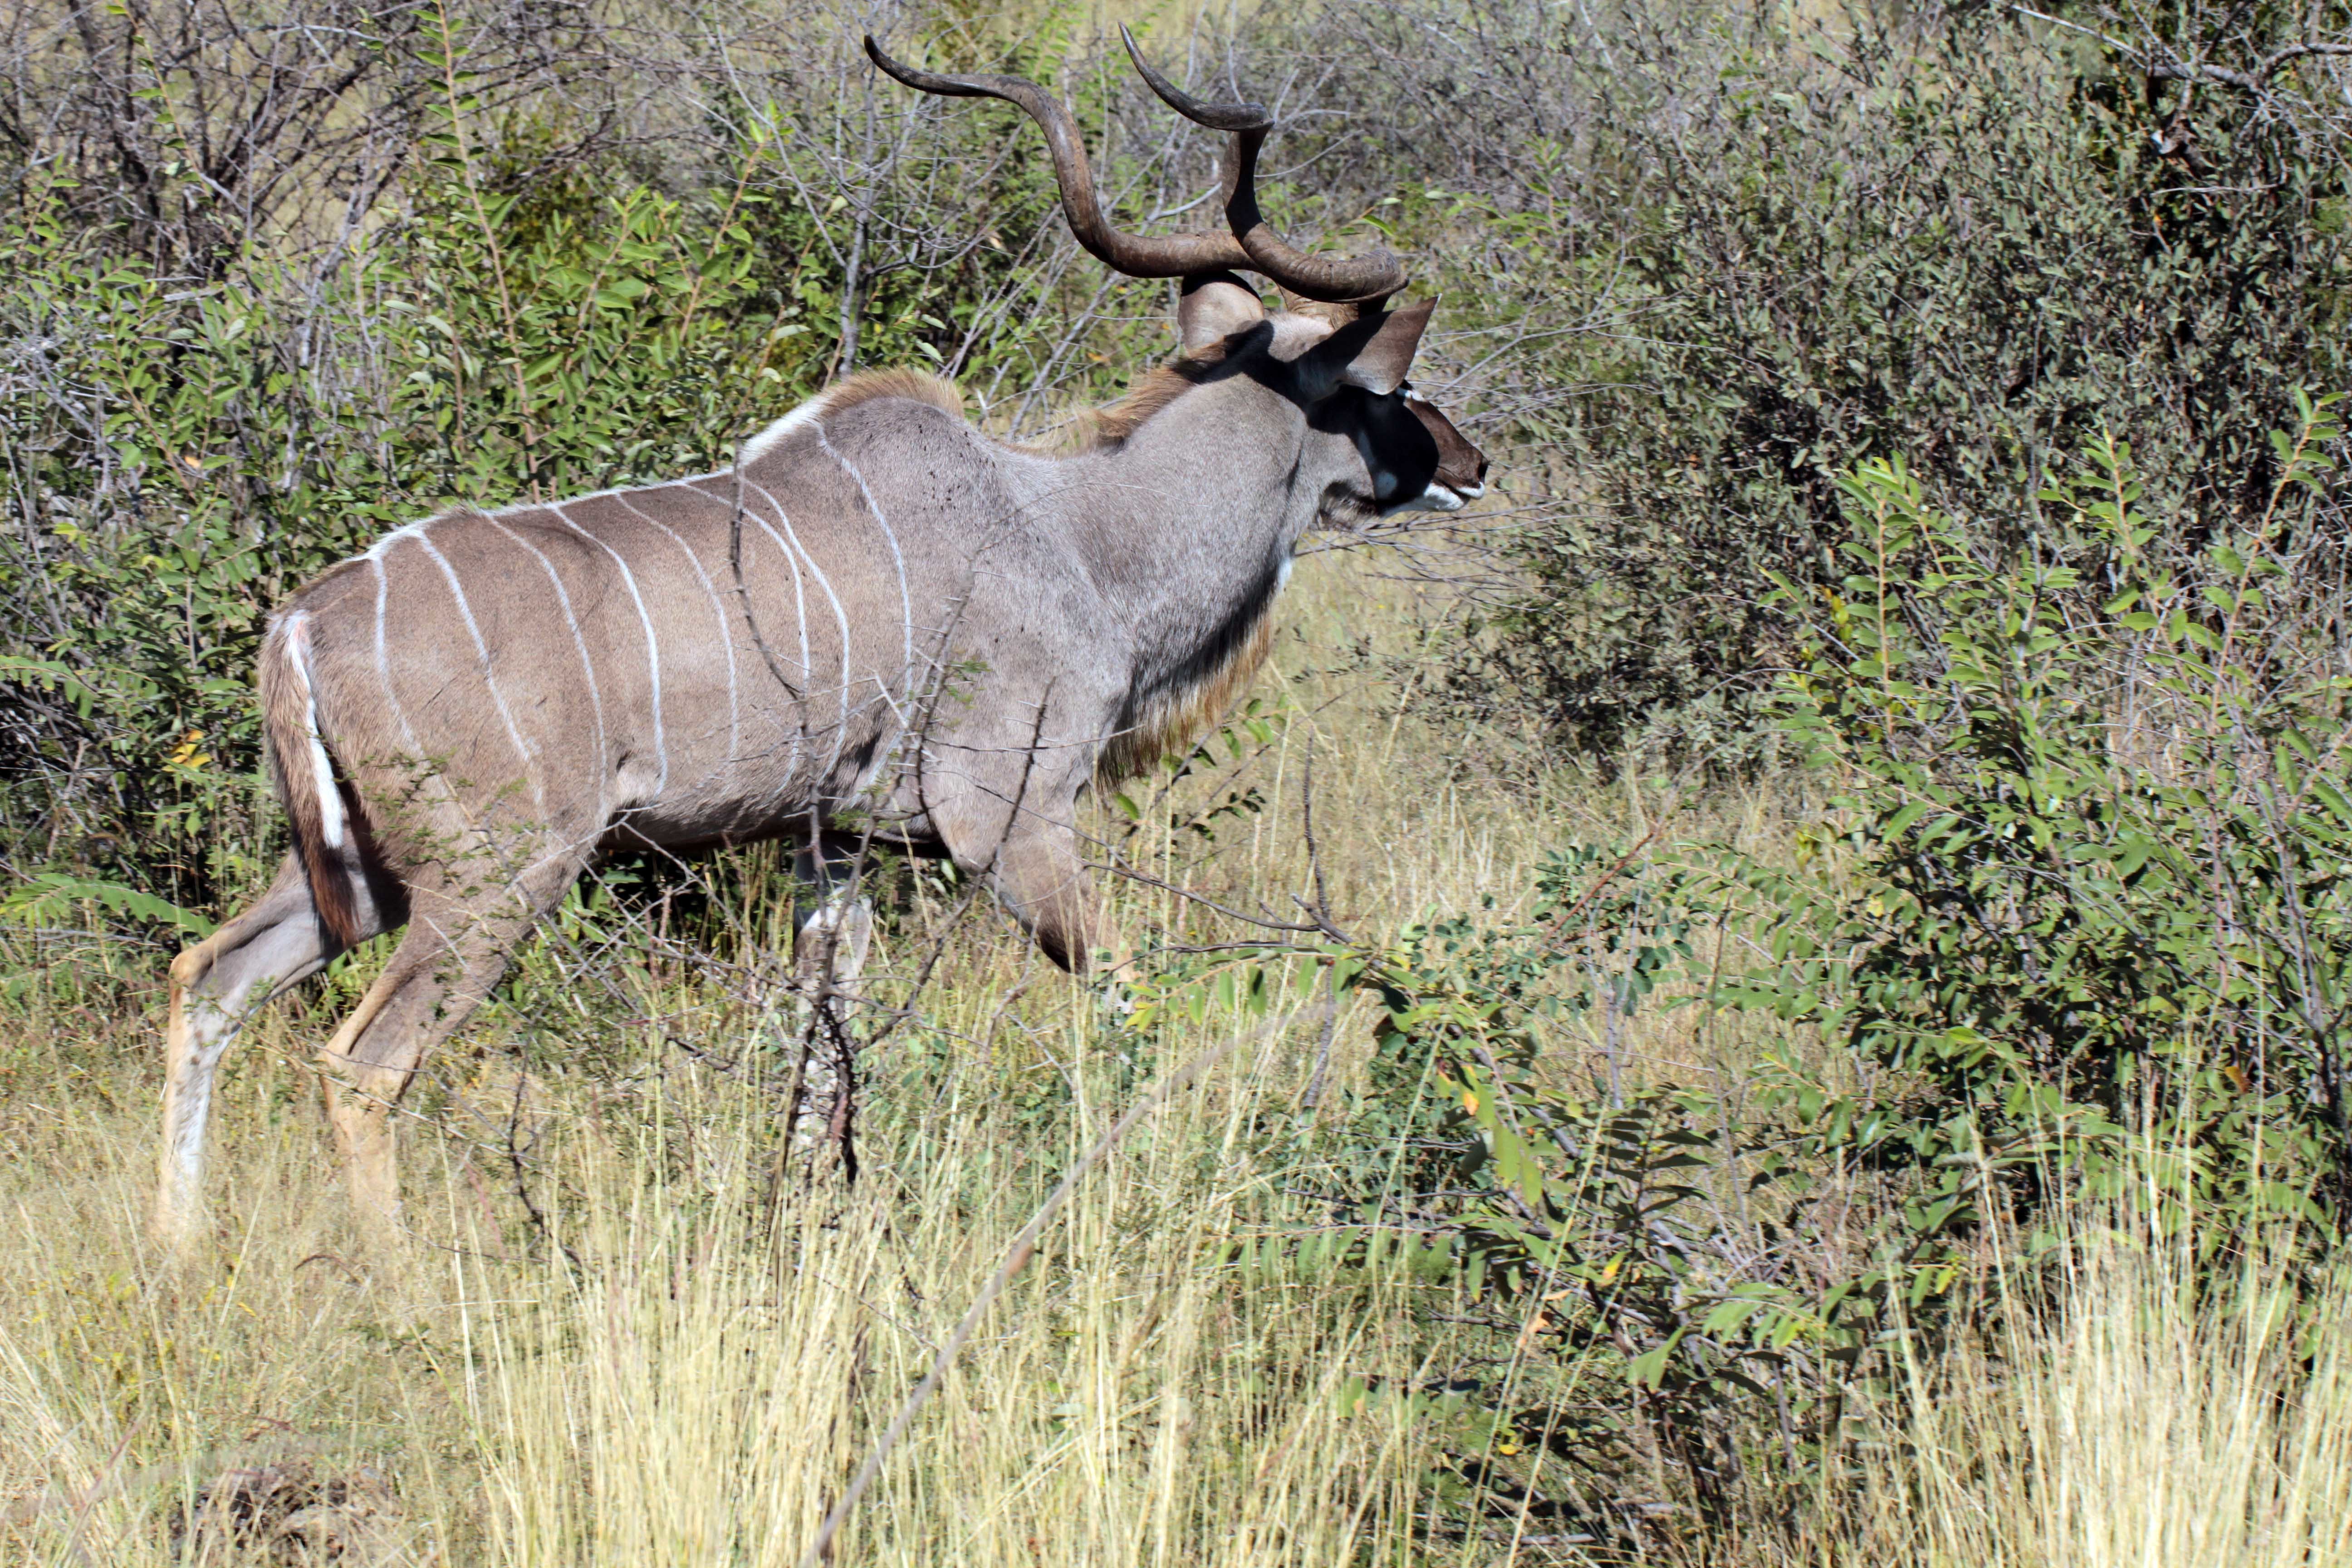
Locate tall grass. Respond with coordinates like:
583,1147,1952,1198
0,1022,1471,1565
15,1049,2352,1566
460,1060,1447,1567
1789,1227,2352,1568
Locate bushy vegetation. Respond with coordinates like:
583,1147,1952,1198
1295,0,2352,761
1,0,2349,1560
1203,413,2352,1541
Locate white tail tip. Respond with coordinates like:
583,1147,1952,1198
283,614,346,850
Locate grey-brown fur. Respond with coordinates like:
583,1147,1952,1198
153,45,1490,1251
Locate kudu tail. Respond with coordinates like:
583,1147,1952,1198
260,614,363,950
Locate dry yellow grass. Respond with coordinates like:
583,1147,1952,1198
1768,1226,2352,1568
2,552,2346,1564
0,1034,1464,1565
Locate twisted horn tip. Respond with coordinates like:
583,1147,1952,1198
1118,24,1271,132
864,35,973,97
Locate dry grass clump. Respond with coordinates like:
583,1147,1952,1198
460,1061,1449,1567
1746,1225,2352,1568
0,1028,1469,1565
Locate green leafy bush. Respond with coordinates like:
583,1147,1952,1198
1735,405,2352,1224
1188,414,2352,1529
1424,5,2352,761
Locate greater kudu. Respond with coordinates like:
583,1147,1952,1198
153,29,1488,1249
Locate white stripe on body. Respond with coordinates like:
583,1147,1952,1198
734,490,818,783
740,477,854,783
483,514,610,822
550,504,667,802
726,388,872,788
365,519,580,891
410,531,546,814
367,522,434,759
609,491,740,787
359,520,429,563
686,475,813,792
280,612,346,849
481,475,732,516
814,425,915,698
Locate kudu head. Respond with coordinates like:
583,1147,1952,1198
865,30,1489,518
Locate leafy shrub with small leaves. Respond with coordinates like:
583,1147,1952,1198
1436,5,2352,762
1733,399,2352,1227
1180,413,2352,1531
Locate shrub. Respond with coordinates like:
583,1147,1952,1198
1740,408,2352,1221
1183,412,2352,1532
1354,2,2352,762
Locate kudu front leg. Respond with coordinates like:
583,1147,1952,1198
789,835,874,1159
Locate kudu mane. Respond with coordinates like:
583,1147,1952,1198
736,338,1228,463
740,367,968,463
1076,338,1232,450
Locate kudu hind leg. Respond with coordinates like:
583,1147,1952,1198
322,844,586,1241
156,854,364,1254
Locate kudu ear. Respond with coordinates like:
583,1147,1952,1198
1303,297,1435,397
1177,273,1266,354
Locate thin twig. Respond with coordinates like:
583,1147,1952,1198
1539,797,1682,956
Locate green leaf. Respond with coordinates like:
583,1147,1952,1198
2,873,215,936
1700,1295,1770,1336
1883,800,1930,838
1629,1329,1685,1387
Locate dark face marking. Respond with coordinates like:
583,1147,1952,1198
1188,310,1491,520
1308,383,1488,517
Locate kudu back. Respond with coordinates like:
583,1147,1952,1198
154,29,1488,1250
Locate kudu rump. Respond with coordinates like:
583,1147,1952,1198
154,31,1488,1248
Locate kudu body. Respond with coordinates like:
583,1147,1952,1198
154,31,1487,1249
